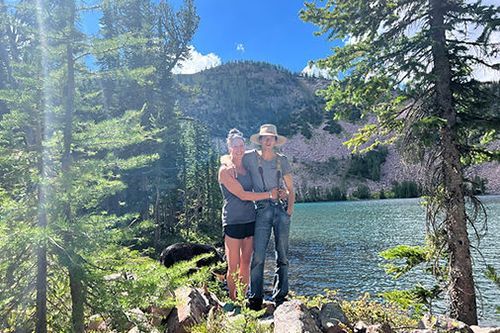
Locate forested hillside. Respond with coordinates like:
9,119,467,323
175,61,333,138
174,62,500,200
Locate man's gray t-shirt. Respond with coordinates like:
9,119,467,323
242,150,291,193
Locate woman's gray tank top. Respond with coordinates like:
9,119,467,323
220,172,256,226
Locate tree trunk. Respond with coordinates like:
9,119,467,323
36,140,48,333
429,0,477,325
62,1,85,331
35,203,48,333
69,266,85,333
0,0,11,116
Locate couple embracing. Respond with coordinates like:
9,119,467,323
218,124,295,311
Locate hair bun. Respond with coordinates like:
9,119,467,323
228,128,243,136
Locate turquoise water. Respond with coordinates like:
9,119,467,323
263,196,500,325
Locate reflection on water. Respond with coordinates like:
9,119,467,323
262,196,500,325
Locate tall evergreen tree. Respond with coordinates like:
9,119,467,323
177,118,222,242
0,0,171,330
96,1,199,252
302,0,499,324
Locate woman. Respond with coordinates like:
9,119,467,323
218,128,278,301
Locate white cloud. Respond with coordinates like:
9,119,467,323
236,43,245,53
301,63,333,79
172,46,221,74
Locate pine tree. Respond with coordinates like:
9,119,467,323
302,0,499,324
0,1,159,330
95,0,199,251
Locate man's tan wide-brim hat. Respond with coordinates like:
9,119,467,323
250,124,287,146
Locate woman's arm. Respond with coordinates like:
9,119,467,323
283,174,295,216
219,166,277,201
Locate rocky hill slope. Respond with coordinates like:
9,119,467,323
174,61,500,196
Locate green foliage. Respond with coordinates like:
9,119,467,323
190,274,270,333
175,61,327,138
342,293,417,329
0,0,207,331
88,251,214,330
323,118,343,134
347,146,388,181
391,181,422,198
296,290,417,329
380,245,429,279
485,265,500,313
467,175,488,195
297,184,347,202
380,245,444,315
326,186,347,201
485,265,500,289
301,0,499,320
176,119,222,244
352,184,371,200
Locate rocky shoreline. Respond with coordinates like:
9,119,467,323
87,286,500,333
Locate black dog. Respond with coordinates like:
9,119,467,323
160,242,223,269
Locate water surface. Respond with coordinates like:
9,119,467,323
263,196,500,325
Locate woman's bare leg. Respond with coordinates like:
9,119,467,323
225,235,242,300
240,236,253,297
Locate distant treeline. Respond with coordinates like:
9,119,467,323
296,175,489,203
296,180,423,202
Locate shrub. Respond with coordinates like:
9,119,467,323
352,184,371,199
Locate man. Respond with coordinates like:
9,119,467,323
243,124,295,310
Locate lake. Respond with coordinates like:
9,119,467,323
263,195,500,325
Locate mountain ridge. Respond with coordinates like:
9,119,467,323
174,61,500,196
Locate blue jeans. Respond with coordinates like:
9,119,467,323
249,201,291,303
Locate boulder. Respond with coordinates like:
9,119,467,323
470,326,500,333
146,305,174,327
365,323,393,333
160,243,223,269
354,321,369,333
165,287,212,333
418,314,472,333
319,302,349,333
273,300,322,333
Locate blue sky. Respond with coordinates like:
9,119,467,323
80,0,341,74
187,0,342,73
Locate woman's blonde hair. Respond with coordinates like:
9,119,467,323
226,128,244,148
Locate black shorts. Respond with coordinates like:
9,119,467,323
224,222,255,239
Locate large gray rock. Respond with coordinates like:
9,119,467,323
146,305,174,327
273,300,322,333
470,326,500,333
319,302,349,332
418,314,472,333
165,287,211,333
354,321,369,333
365,323,393,333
